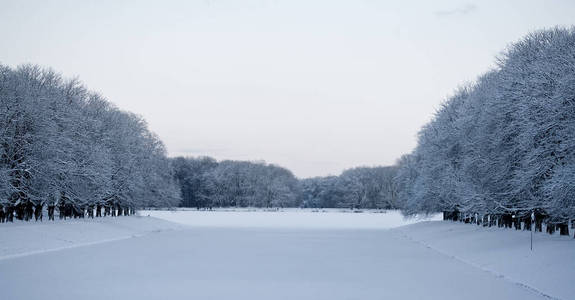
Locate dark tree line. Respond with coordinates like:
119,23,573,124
300,166,399,209
394,28,575,237
0,64,180,223
172,157,300,208
172,157,399,210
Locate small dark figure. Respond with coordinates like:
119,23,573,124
546,222,556,234
14,203,24,220
558,222,569,236
6,206,14,222
34,203,43,221
48,204,55,221
513,216,521,230
535,214,544,232
25,202,34,221
501,214,513,228
489,215,497,227
522,215,531,231
87,205,94,218
72,206,83,218
58,204,64,220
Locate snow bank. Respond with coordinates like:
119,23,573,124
0,216,183,260
144,209,442,229
394,221,575,300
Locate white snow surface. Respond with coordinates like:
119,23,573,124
0,210,573,300
0,216,183,260
395,221,575,300
144,208,441,229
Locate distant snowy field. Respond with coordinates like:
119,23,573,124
144,208,441,229
1,210,573,300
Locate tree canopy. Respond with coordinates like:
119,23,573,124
394,27,575,227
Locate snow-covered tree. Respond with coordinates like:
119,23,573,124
396,27,575,235
0,63,181,222
173,157,300,209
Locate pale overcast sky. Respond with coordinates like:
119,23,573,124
1,0,574,178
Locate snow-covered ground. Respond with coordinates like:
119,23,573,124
0,210,573,300
0,216,183,260
395,221,575,300
144,208,441,229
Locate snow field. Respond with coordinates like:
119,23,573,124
395,221,575,300
1,210,573,300
144,209,441,229
0,215,183,260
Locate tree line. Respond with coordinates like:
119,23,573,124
0,64,180,223
394,27,575,237
300,166,398,209
172,157,399,210
172,157,299,208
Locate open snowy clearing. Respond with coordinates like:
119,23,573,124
144,208,441,229
0,211,573,300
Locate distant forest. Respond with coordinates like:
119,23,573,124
1,27,574,236
172,157,398,209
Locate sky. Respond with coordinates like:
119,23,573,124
1,0,575,178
